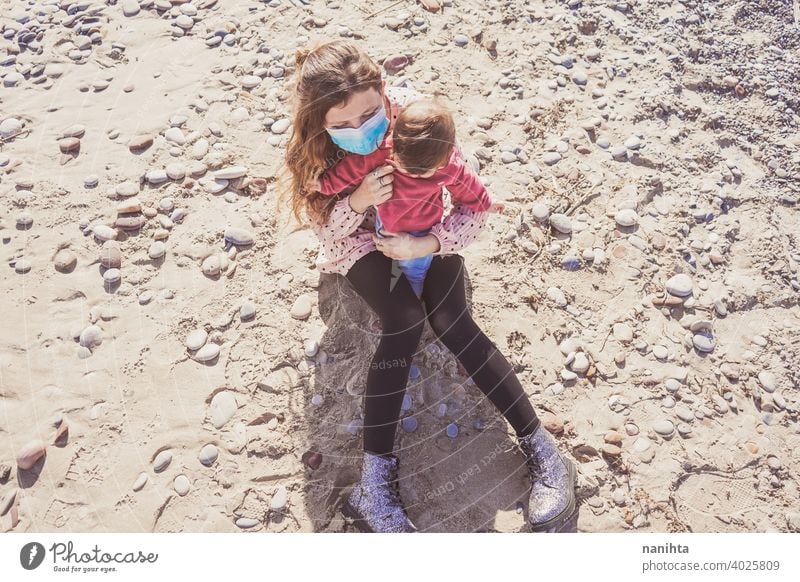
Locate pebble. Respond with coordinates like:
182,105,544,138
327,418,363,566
194,342,220,363
543,152,561,165
103,268,121,285
632,436,651,452
153,450,172,472
675,406,694,423
199,444,219,466
401,416,418,432
410,364,421,380
240,301,256,321
224,227,254,246
236,517,260,529
549,213,572,234
79,325,103,348
54,249,77,272
692,332,716,353
666,274,693,297
347,418,363,435
210,391,238,428
303,339,320,358
677,423,692,436
93,224,118,242
14,259,32,274
164,127,186,145
446,423,459,438
174,475,190,496
652,345,669,360
270,119,291,135
767,456,782,470
100,242,122,269
311,394,324,406
612,323,633,342
614,208,638,227
148,241,166,260
757,371,777,393
122,0,141,16
0,117,23,139
202,255,221,276
290,295,313,320
271,486,288,511
215,166,248,180
304,451,323,470
624,135,642,150
546,287,568,307
531,203,550,221
128,134,154,151
625,423,639,436
544,382,565,396
132,472,148,492
571,352,590,373
16,439,47,470
185,329,208,351
653,420,675,437
542,412,564,434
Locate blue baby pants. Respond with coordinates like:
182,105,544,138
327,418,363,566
374,211,433,298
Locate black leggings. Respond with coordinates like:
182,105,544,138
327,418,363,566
344,250,541,456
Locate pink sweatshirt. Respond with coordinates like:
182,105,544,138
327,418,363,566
310,86,492,276
318,133,492,233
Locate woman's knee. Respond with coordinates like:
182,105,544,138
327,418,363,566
427,305,473,341
381,300,426,338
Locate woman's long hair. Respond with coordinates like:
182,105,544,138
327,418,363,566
276,39,383,229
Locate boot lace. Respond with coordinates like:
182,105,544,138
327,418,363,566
520,439,544,482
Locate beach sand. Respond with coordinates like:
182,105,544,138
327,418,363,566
1,0,799,533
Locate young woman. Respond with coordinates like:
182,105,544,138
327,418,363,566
279,39,576,533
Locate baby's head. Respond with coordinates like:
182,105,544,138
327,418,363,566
391,97,455,178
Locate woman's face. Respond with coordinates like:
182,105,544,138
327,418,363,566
323,82,386,131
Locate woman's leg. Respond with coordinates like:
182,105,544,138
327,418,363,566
420,254,541,437
345,250,427,456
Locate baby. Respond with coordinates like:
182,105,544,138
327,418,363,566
314,96,495,298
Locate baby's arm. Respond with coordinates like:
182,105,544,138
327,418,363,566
318,154,372,196
443,152,492,212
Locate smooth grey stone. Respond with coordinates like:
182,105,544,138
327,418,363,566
666,273,693,296
199,444,219,466
210,391,238,428
153,450,172,472
270,485,288,511
186,329,208,351
132,472,148,491
653,420,675,436
195,342,220,363
79,325,103,347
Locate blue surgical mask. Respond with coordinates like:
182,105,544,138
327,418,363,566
326,102,390,155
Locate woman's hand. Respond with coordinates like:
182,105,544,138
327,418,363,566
372,230,438,260
349,164,394,214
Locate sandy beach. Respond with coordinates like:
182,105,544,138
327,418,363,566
1,0,799,533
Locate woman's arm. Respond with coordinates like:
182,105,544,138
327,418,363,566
428,203,491,256
311,194,367,243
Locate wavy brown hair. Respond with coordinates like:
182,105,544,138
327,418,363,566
276,39,383,229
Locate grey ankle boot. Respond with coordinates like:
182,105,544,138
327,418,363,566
516,423,577,532
341,451,418,533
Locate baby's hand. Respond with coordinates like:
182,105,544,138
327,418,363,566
488,202,506,214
